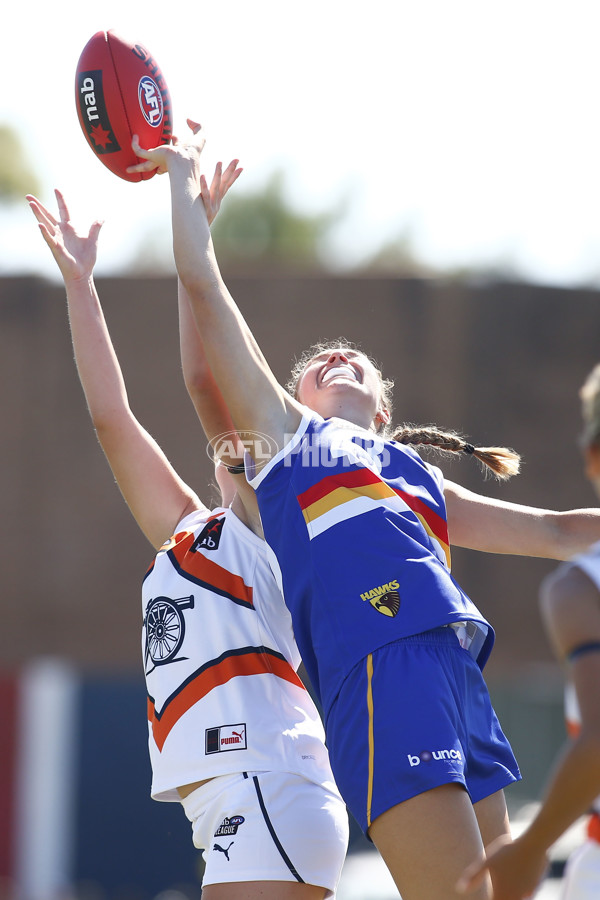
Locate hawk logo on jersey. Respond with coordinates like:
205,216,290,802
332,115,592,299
191,517,225,552
360,580,401,617
143,594,195,672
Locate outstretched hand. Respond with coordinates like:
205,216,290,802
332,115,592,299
127,119,242,224
200,158,242,225
27,190,102,282
456,833,549,900
127,118,207,177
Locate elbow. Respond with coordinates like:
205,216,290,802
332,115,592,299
89,406,131,444
183,367,211,401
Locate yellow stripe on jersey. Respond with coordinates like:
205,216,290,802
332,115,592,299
366,653,375,829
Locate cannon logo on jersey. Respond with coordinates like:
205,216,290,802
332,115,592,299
143,594,195,673
191,516,225,552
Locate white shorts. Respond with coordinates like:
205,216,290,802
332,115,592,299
562,839,600,900
180,771,349,896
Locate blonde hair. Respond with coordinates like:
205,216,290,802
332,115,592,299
580,363,600,447
287,338,521,481
389,423,520,481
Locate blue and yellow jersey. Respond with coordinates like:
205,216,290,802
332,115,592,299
248,409,494,716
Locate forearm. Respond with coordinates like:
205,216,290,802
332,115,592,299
64,273,130,429
519,733,600,853
547,509,600,559
446,482,600,559
166,153,292,443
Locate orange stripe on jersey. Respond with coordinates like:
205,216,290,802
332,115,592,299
167,530,254,609
393,488,449,549
587,812,600,843
298,467,388,509
297,469,450,566
148,647,305,751
566,719,580,739
302,481,397,523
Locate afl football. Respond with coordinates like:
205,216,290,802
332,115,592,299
75,30,173,182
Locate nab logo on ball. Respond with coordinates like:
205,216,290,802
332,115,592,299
138,76,163,127
76,71,120,155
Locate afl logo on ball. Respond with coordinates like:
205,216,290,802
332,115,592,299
138,76,164,127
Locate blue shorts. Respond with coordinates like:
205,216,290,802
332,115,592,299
325,626,520,834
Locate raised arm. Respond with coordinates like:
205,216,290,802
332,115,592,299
445,480,600,560
175,156,262,531
176,157,244,451
129,126,305,464
27,190,202,549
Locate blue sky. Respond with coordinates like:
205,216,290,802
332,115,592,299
4,0,600,284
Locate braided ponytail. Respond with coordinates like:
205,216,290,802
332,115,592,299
391,424,521,481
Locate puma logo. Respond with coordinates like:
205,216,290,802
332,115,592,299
213,841,234,861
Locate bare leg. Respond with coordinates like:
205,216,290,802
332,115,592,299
368,783,492,900
202,882,327,899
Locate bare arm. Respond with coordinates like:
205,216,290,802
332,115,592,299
458,564,600,899
130,127,305,463
445,480,600,559
28,190,202,550
176,156,262,531
178,278,262,532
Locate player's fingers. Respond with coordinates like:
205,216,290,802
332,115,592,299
222,161,242,190
88,220,104,241
126,161,155,174
54,189,71,224
131,135,151,159
185,119,206,153
26,195,57,230
455,862,488,894
36,221,59,252
209,161,223,196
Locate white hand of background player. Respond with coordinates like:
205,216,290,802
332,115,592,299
26,190,102,283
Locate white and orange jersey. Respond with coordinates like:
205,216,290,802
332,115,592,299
565,682,600,817
563,541,600,817
142,506,336,802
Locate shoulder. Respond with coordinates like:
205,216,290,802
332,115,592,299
540,559,600,660
541,544,600,607
174,503,217,533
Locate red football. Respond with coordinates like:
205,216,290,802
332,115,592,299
75,30,173,182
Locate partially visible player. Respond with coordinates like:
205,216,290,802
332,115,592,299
26,179,348,899
458,363,600,900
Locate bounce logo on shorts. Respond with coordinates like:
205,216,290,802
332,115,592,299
408,748,463,767
360,580,400,617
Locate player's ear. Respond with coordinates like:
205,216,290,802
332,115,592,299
375,405,391,429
